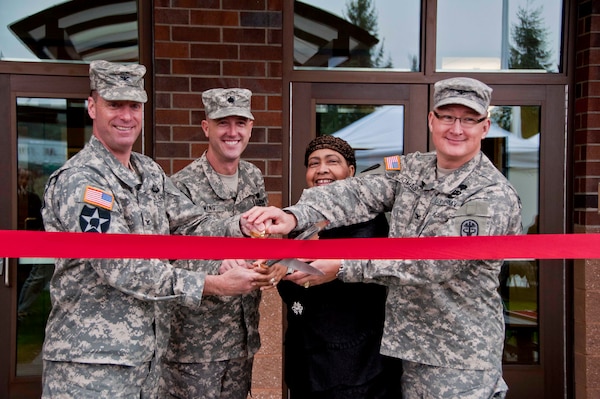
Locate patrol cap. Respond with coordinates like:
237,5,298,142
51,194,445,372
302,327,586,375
89,60,148,103
433,77,492,116
202,88,254,120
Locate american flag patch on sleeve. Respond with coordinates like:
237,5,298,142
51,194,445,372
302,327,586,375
384,155,402,171
83,186,114,210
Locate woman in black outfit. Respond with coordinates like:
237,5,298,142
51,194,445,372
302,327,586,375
277,135,403,399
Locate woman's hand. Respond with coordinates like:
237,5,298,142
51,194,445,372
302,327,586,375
282,258,341,288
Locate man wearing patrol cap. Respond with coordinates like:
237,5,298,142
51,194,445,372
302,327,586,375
203,87,255,120
159,88,286,399
243,76,522,398
41,63,274,398
90,59,148,103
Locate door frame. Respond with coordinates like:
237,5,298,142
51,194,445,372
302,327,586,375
286,81,570,398
0,74,90,398
488,84,570,398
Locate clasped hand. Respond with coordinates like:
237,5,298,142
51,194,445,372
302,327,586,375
240,206,297,237
219,259,288,291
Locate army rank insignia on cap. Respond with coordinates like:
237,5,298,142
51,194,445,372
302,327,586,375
384,155,401,171
83,186,114,210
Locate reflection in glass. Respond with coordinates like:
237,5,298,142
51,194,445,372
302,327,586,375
437,0,562,72
16,97,91,376
316,104,404,173
295,0,420,71
1,0,138,62
483,105,540,364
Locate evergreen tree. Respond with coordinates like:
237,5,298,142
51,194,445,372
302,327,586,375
408,54,418,72
509,1,553,71
343,0,393,68
344,0,377,34
490,106,512,133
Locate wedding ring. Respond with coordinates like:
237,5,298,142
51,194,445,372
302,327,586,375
304,281,310,289
270,277,277,286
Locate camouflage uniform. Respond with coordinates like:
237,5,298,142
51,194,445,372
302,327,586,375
41,135,244,398
160,153,267,398
285,151,522,398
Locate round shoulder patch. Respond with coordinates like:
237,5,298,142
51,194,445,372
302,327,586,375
460,219,479,236
79,204,111,233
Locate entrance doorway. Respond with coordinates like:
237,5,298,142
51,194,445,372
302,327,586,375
0,73,91,398
288,82,569,398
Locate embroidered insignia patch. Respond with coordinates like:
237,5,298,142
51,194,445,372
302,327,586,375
460,219,479,236
83,186,114,210
448,184,468,199
79,204,111,233
384,155,402,171
291,301,304,315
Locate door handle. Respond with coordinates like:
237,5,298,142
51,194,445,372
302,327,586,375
2,258,8,287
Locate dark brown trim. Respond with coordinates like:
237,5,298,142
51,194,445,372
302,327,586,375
284,0,570,85
0,74,11,399
138,0,154,157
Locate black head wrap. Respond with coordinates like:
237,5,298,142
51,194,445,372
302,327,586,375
304,135,356,169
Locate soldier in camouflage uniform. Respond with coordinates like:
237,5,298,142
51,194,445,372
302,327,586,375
244,77,523,399
160,88,286,399
41,61,273,399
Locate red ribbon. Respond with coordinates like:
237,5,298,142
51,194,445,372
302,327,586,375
0,230,598,260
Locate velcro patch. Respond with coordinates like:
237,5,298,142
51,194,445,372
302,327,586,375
384,155,402,171
83,186,114,210
460,219,479,236
79,204,111,233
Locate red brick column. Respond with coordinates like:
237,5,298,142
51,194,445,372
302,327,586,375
574,1,600,398
154,1,285,398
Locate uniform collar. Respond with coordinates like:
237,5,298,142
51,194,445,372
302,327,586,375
89,135,142,189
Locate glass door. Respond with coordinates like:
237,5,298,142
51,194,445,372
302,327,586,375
289,82,568,398
484,105,541,366
0,74,91,399
487,84,568,398
15,97,92,378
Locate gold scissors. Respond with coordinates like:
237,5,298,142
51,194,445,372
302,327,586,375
259,220,329,275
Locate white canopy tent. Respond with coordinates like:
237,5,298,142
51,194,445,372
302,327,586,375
486,124,540,169
332,105,404,172
332,105,539,171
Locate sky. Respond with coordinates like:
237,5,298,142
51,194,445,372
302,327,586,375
0,0,65,60
1,0,563,71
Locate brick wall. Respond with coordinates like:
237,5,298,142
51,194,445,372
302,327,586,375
153,1,285,397
574,1,600,398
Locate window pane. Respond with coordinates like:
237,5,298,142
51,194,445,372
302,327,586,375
316,104,404,172
483,105,540,364
0,0,138,63
16,97,91,376
436,0,563,73
295,0,420,71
